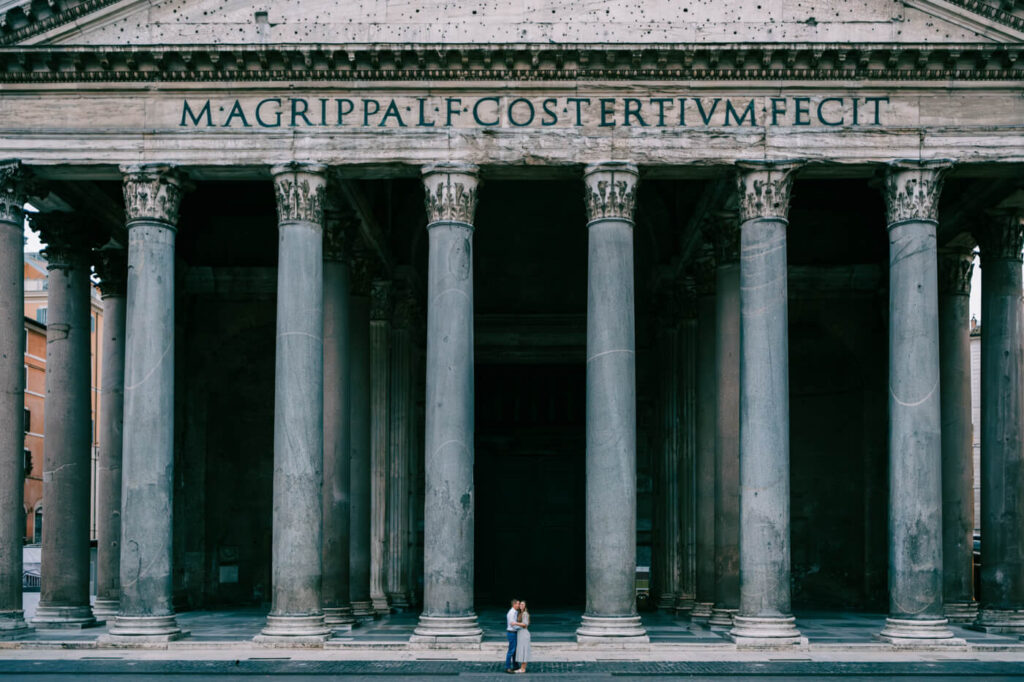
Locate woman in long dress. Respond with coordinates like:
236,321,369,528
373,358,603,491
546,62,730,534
514,601,531,673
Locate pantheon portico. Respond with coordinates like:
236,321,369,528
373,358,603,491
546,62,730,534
0,0,1023,651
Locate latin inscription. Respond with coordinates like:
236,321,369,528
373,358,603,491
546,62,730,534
180,95,890,129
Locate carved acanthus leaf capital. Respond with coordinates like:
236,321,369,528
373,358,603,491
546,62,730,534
881,160,952,226
422,163,479,226
30,211,98,272
735,161,801,223
937,248,975,296
324,207,359,262
0,161,43,225
974,210,1024,262
701,211,740,265
370,280,393,321
583,161,639,223
121,164,189,227
272,162,327,225
93,246,128,298
348,246,376,296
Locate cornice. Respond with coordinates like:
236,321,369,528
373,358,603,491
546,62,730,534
905,0,1024,41
0,43,1020,83
0,0,124,46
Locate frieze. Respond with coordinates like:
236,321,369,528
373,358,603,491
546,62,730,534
122,164,189,226
422,164,479,226
272,162,327,225
736,161,801,223
583,162,639,223
937,248,976,295
0,160,40,225
974,211,1024,262
882,160,952,225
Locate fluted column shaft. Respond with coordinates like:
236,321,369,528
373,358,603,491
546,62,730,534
386,290,415,610
576,161,648,643
655,317,681,611
677,294,698,614
105,165,187,641
257,162,329,642
349,284,374,620
32,213,96,630
412,163,482,643
691,258,717,623
369,281,392,614
92,251,128,620
731,161,801,646
937,247,978,623
322,218,355,629
878,160,956,644
974,211,1024,633
0,163,34,639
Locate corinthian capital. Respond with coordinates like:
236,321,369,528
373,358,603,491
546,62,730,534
974,210,1024,263
583,161,639,223
93,247,129,298
272,162,327,225
324,206,359,263
422,162,479,226
735,160,801,223
881,160,952,226
121,164,189,226
937,248,975,296
0,161,42,225
370,280,393,322
30,211,98,272
701,211,740,265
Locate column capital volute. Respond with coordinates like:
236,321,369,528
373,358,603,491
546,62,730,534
120,163,190,228
0,160,44,226
30,211,99,272
734,160,803,223
701,211,740,265
422,162,480,227
370,279,393,322
93,245,129,299
271,162,328,225
583,161,639,224
974,209,1024,263
881,159,953,227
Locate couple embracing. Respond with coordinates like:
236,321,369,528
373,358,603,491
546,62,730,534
504,598,531,674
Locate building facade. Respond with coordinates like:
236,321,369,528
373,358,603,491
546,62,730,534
0,0,1022,648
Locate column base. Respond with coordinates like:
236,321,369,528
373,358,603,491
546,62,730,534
656,593,677,611
708,607,737,629
100,615,186,644
674,597,695,616
689,602,714,624
876,617,964,646
576,615,649,644
387,592,412,612
0,611,32,640
971,608,1024,633
323,606,357,631
943,601,979,624
91,598,120,619
729,615,803,647
31,604,101,629
351,600,377,621
254,614,330,646
410,615,483,644
371,595,390,615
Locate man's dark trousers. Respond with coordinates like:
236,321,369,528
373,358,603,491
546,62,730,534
505,631,517,669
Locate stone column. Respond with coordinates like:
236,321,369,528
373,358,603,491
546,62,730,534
877,160,957,644
412,163,483,643
653,294,681,612
348,251,375,621
937,244,979,624
386,284,415,610
576,161,648,644
676,282,698,615
704,213,741,629
730,161,802,646
256,162,330,643
104,165,187,642
973,210,1024,634
92,249,128,620
369,280,392,615
690,252,717,624
0,162,36,639
31,212,98,630
322,214,356,631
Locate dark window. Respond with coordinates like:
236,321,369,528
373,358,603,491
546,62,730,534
35,308,46,324
33,508,42,544
23,449,31,477
23,408,29,433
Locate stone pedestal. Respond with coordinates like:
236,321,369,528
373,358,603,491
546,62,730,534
730,161,802,647
0,162,35,640
937,245,979,624
31,212,99,630
704,213,740,631
877,161,958,646
256,162,330,644
92,250,128,620
348,267,375,622
369,280,392,615
691,254,716,624
412,163,483,644
322,219,356,631
103,165,188,643
972,211,1024,634
576,162,648,645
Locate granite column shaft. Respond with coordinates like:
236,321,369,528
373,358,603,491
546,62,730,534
369,281,392,615
386,288,415,610
691,258,717,624
348,276,374,620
